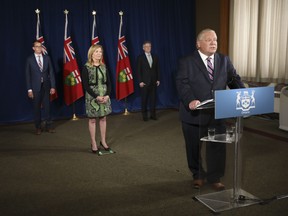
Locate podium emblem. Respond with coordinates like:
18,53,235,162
236,90,255,112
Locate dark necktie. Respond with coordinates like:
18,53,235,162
207,57,213,81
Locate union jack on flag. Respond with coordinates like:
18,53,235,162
92,35,100,45
37,36,48,55
118,36,128,59
64,37,76,63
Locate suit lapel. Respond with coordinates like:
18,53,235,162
144,54,150,68
213,53,220,81
193,51,211,82
42,55,47,71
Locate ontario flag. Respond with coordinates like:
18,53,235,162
63,10,84,106
116,11,134,100
35,9,58,101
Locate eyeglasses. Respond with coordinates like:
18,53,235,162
34,45,42,48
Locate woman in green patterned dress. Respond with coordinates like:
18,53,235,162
82,44,112,154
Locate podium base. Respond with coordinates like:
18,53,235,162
195,188,260,213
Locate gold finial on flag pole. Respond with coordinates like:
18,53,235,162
64,9,69,15
35,9,40,14
92,10,96,16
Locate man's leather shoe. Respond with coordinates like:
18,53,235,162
150,116,157,120
211,182,225,191
35,128,41,135
47,128,56,133
143,117,148,121
193,179,204,189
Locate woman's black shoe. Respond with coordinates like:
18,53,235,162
91,144,99,154
91,149,99,154
100,142,111,151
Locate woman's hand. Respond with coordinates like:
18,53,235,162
96,95,109,104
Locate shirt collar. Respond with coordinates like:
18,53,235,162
198,50,214,62
34,53,43,58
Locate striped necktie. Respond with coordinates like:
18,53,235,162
38,55,43,71
207,57,213,81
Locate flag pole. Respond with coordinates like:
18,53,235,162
35,9,40,39
72,103,79,120
123,98,130,115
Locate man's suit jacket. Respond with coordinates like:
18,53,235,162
25,54,56,92
137,53,160,86
176,50,245,125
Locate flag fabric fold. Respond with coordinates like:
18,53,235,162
63,11,84,106
116,12,134,100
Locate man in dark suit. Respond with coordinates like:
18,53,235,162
26,40,56,135
137,41,160,121
176,29,245,190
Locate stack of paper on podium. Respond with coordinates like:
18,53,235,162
196,99,214,109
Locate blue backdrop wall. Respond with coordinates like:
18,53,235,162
0,0,196,124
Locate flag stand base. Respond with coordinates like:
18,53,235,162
123,108,130,116
72,114,79,120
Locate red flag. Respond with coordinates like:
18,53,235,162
116,12,134,100
63,10,84,106
35,9,58,101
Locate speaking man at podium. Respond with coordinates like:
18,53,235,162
176,29,245,191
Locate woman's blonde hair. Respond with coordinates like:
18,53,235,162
87,44,104,66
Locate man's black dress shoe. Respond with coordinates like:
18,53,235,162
150,116,157,120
